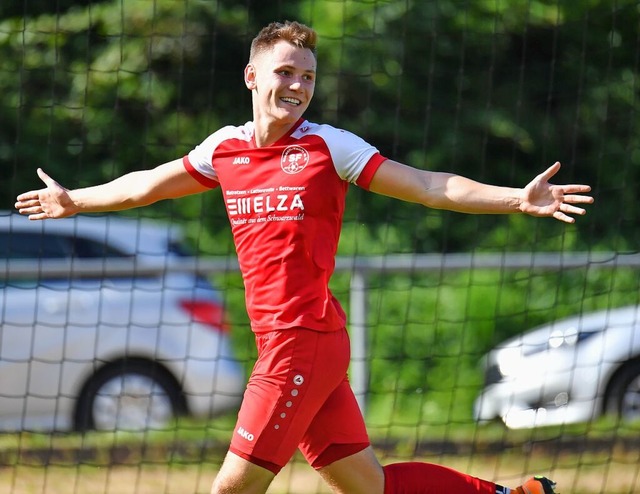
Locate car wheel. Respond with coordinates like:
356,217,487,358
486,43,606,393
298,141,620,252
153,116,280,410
75,360,187,431
606,362,640,421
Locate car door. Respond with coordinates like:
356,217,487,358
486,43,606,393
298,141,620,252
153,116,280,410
0,231,114,429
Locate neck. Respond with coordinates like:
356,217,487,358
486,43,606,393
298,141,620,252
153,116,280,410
253,118,300,147
250,102,304,146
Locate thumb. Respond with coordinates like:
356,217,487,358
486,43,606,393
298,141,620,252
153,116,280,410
537,161,561,183
36,168,56,186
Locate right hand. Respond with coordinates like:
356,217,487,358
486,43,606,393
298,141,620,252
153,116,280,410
14,168,78,220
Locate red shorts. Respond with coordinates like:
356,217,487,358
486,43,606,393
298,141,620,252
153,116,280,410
229,327,370,474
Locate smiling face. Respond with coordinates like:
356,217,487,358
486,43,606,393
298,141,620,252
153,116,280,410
245,40,316,137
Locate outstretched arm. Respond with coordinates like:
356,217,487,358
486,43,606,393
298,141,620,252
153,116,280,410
15,158,210,220
368,160,593,223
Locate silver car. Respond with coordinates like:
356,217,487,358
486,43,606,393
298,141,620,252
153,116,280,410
474,305,640,428
0,212,244,431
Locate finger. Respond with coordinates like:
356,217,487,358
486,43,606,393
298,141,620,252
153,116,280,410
27,212,50,221
15,195,45,207
560,184,592,194
562,193,594,204
15,200,42,212
17,204,52,220
36,168,55,186
16,190,41,202
538,161,562,182
560,203,587,216
15,205,43,215
552,210,575,224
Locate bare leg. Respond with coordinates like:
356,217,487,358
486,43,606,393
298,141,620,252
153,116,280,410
211,451,276,494
317,446,385,494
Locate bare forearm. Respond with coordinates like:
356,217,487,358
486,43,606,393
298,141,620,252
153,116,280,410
69,170,164,213
423,173,523,214
368,159,592,223
370,161,523,214
15,159,210,220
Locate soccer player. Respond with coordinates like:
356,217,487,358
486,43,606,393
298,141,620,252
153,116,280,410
16,20,591,494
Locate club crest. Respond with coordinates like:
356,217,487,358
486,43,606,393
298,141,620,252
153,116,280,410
281,145,309,174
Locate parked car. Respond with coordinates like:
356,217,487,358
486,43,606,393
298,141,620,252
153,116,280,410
0,211,244,431
474,305,640,428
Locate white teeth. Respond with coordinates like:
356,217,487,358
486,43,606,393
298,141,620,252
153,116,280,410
281,97,300,105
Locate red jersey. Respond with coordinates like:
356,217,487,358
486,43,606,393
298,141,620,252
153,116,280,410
183,118,386,333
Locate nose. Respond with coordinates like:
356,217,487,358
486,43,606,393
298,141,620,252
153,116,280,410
289,76,305,91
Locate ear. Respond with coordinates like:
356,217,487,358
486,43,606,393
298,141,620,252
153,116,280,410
244,64,257,90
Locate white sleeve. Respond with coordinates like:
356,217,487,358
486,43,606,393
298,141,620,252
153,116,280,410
310,125,382,183
186,130,225,182
187,124,252,182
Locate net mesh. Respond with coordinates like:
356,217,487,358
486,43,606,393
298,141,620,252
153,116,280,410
1,1,639,493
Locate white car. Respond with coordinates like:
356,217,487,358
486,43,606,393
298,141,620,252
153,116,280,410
0,212,244,431
474,305,640,428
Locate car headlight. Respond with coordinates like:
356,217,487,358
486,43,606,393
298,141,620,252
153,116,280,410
547,327,599,350
494,328,600,379
497,347,523,377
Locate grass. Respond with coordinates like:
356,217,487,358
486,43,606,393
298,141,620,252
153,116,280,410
1,414,638,461
1,416,639,493
2,449,639,494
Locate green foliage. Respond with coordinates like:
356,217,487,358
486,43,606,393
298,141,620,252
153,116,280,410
3,0,637,251
362,266,640,424
220,241,640,424
3,0,639,425
1,0,251,235
303,0,639,251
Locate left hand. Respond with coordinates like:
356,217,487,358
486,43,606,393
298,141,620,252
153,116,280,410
520,162,593,223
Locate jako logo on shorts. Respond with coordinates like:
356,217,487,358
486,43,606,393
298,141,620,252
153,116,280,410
237,426,255,441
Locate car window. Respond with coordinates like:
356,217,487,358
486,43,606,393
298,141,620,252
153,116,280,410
0,232,130,259
0,231,135,288
167,239,192,257
166,239,215,290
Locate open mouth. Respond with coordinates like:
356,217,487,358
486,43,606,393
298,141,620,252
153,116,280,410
280,97,301,106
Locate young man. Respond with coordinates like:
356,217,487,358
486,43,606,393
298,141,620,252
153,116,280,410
16,21,592,494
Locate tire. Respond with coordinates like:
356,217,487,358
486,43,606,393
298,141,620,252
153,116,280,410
605,362,640,421
74,359,187,431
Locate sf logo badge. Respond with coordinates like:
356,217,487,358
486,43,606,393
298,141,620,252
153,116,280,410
281,145,309,174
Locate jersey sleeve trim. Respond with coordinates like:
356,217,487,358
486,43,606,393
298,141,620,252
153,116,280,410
355,153,387,190
182,156,220,189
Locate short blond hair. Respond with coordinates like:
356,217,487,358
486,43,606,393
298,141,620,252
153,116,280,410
250,21,317,61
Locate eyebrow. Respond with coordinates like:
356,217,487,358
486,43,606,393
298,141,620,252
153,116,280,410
276,63,316,75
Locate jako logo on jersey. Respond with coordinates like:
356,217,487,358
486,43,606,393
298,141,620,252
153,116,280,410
232,156,251,165
281,145,309,174
236,426,254,441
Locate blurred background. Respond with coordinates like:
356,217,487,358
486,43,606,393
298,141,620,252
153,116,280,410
1,1,639,493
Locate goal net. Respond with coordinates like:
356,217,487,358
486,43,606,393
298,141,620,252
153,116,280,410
1,1,639,493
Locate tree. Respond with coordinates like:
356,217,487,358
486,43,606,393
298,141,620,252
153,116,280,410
3,0,637,252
